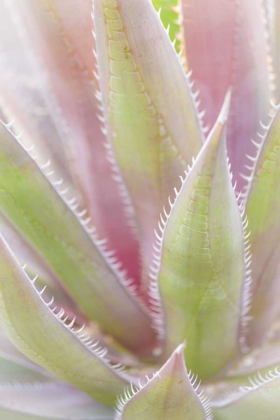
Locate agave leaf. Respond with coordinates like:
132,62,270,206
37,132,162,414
152,0,188,67
0,121,155,355
182,0,234,132
115,344,212,420
152,92,248,378
0,382,114,419
183,0,272,183
0,0,74,187
212,365,280,420
0,234,131,405
93,0,204,283
0,0,139,280
243,106,280,347
227,320,280,377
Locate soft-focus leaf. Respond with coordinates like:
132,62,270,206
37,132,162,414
0,122,155,354
0,0,74,187
269,0,280,102
212,365,280,420
93,0,203,286
244,106,280,347
115,344,212,420
152,0,188,67
0,382,114,419
183,0,272,184
0,0,139,281
152,93,248,378
0,234,130,405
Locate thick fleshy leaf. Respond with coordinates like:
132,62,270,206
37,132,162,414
183,0,272,183
0,0,74,187
0,213,80,316
0,0,139,281
115,344,212,420
93,0,204,285
0,121,155,355
0,382,114,419
152,0,188,67
212,366,280,419
244,106,280,347
0,234,130,405
151,93,248,378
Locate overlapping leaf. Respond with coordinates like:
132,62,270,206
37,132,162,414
0,234,131,405
243,105,280,348
212,365,280,420
0,0,139,280
183,0,272,183
116,344,212,419
93,0,204,286
0,121,155,354
151,93,248,378
0,382,114,419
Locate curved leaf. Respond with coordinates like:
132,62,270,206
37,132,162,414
183,0,272,183
152,93,248,378
0,0,139,281
244,106,280,347
152,0,188,67
0,121,155,354
212,366,280,420
0,382,113,419
93,0,204,285
116,344,212,420
0,234,130,405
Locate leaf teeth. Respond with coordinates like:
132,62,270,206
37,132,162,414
0,120,155,354
241,111,277,204
212,364,280,419
115,344,213,420
20,259,116,366
148,162,196,345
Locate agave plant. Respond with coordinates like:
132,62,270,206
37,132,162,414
0,0,280,418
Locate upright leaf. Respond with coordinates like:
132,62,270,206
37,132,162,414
151,93,248,378
0,122,155,355
212,365,280,420
183,0,272,184
0,234,129,405
116,344,212,420
0,0,139,280
93,0,203,286
152,0,188,68
243,106,280,347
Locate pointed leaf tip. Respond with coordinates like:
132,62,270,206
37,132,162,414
116,344,212,420
154,93,246,378
0,232,129,405
218,88,232,125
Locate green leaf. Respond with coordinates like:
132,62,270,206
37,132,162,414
0,0,140,281
116,344,212,420
151,92,248,378
152,0,188,65
212,366,280,420
0,382,114,419
244,106,280,347
93,0,204,285
0,121,155,355
0,231,131,405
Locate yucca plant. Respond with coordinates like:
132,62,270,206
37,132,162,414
0,0,280,418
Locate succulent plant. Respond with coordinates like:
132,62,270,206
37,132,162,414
0,0,280,418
